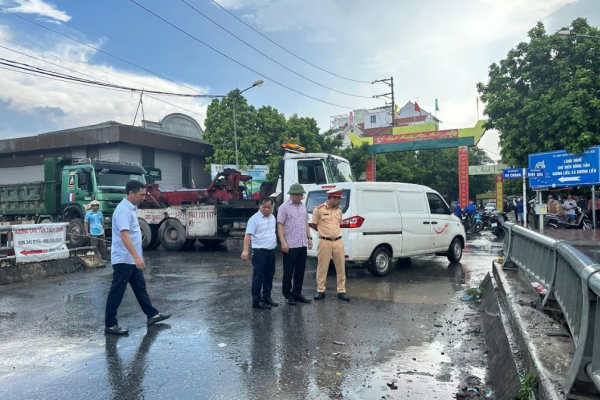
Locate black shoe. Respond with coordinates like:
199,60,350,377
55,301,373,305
147,313,172,326
286,297,297,306
337,293,350,301
263,298,279,307
294,294,312,304
105,325,129,335
314,292,325,300
252,301,271,309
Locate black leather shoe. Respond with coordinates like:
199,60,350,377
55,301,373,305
263,298,279,307
286,297,297,306
294,295,312,304
252,301,271,309
337,293,350,301
147,313,172,326
105,325,129,335
314,292,325,300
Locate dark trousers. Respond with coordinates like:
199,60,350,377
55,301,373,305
282,247,307,299
251,249,276,304
105,263,158,327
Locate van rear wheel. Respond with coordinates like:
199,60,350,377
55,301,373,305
447,237,463,263
370,247,392,277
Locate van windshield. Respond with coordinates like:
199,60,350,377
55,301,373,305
306,190,351,213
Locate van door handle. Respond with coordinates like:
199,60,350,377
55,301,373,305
423,221,430,225
431,221,438,225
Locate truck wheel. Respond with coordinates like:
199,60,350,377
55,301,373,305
138,219,152,250
158,219,186,251
147,226,161,250
370,246,392,277
199,239,226,248
67,218,86,248
447,237,463,263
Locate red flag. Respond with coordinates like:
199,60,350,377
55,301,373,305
414,102,421,114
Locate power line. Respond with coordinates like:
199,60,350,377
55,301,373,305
0,57,223,98
0,41,207,118
209,0,378,85
0,8,206,96
0,37,195,96
128,0,360,110
180,0,373,99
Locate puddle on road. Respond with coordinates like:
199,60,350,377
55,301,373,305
347,279,457,305
344,341,457,399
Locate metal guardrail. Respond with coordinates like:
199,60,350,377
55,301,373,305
502,220,600,396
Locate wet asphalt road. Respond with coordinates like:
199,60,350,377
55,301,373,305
0,233,503,400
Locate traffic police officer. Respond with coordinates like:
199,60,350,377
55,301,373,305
311,189,349,301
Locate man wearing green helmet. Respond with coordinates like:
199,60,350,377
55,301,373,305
277,183,313,306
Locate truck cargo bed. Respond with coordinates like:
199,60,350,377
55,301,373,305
0,182,46,216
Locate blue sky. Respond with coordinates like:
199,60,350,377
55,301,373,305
0,0,598,159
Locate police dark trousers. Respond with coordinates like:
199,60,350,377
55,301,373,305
251,248,276,304
105,263,158,327
282,247,307,299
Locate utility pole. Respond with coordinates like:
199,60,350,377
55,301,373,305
373,77,395,127
370,77,395,181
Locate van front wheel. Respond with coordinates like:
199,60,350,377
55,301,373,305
447,237,463,263
370,247,392,277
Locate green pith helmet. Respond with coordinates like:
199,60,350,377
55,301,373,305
288,183,306,195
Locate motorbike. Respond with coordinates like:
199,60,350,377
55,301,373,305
490,211,509,238
481,211,493,230
546,206,593,230
462,212,484,234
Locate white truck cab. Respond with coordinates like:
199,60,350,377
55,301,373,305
305,182,466,276
271,147,355,205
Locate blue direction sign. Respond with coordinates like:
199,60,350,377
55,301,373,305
528,146,600,188
503,168,523,179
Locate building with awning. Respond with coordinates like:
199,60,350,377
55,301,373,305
0,113,213,189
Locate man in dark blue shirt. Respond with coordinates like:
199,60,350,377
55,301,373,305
464,201,477,215
454,203,462,218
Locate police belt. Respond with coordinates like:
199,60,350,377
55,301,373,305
319,236,342,241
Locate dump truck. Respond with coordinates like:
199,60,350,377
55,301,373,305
0,157,146,247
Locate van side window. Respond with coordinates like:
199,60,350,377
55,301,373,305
364,191,396,212
427,193,450,215
398,191,426,214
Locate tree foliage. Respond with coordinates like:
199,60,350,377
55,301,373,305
477,18,600,167
205,91,496,199
203,91,343,180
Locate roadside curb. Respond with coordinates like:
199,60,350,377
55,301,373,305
491,260,574,399
0,246,105,285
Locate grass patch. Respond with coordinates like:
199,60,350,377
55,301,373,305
515,372,539,400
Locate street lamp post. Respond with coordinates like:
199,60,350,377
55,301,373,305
557,29,600,40
232,80,264,169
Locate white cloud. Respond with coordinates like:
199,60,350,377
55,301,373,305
4,0,71,23
233,0,579,159
0,25,210,137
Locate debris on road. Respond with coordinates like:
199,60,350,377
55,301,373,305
386,382,398,390
460,295,474,301
333,341,346,346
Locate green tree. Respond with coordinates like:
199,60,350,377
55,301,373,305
477,18,600,167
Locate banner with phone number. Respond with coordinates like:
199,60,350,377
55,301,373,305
13,223,69,264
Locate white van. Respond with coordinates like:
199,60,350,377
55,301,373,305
306,182,466,276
